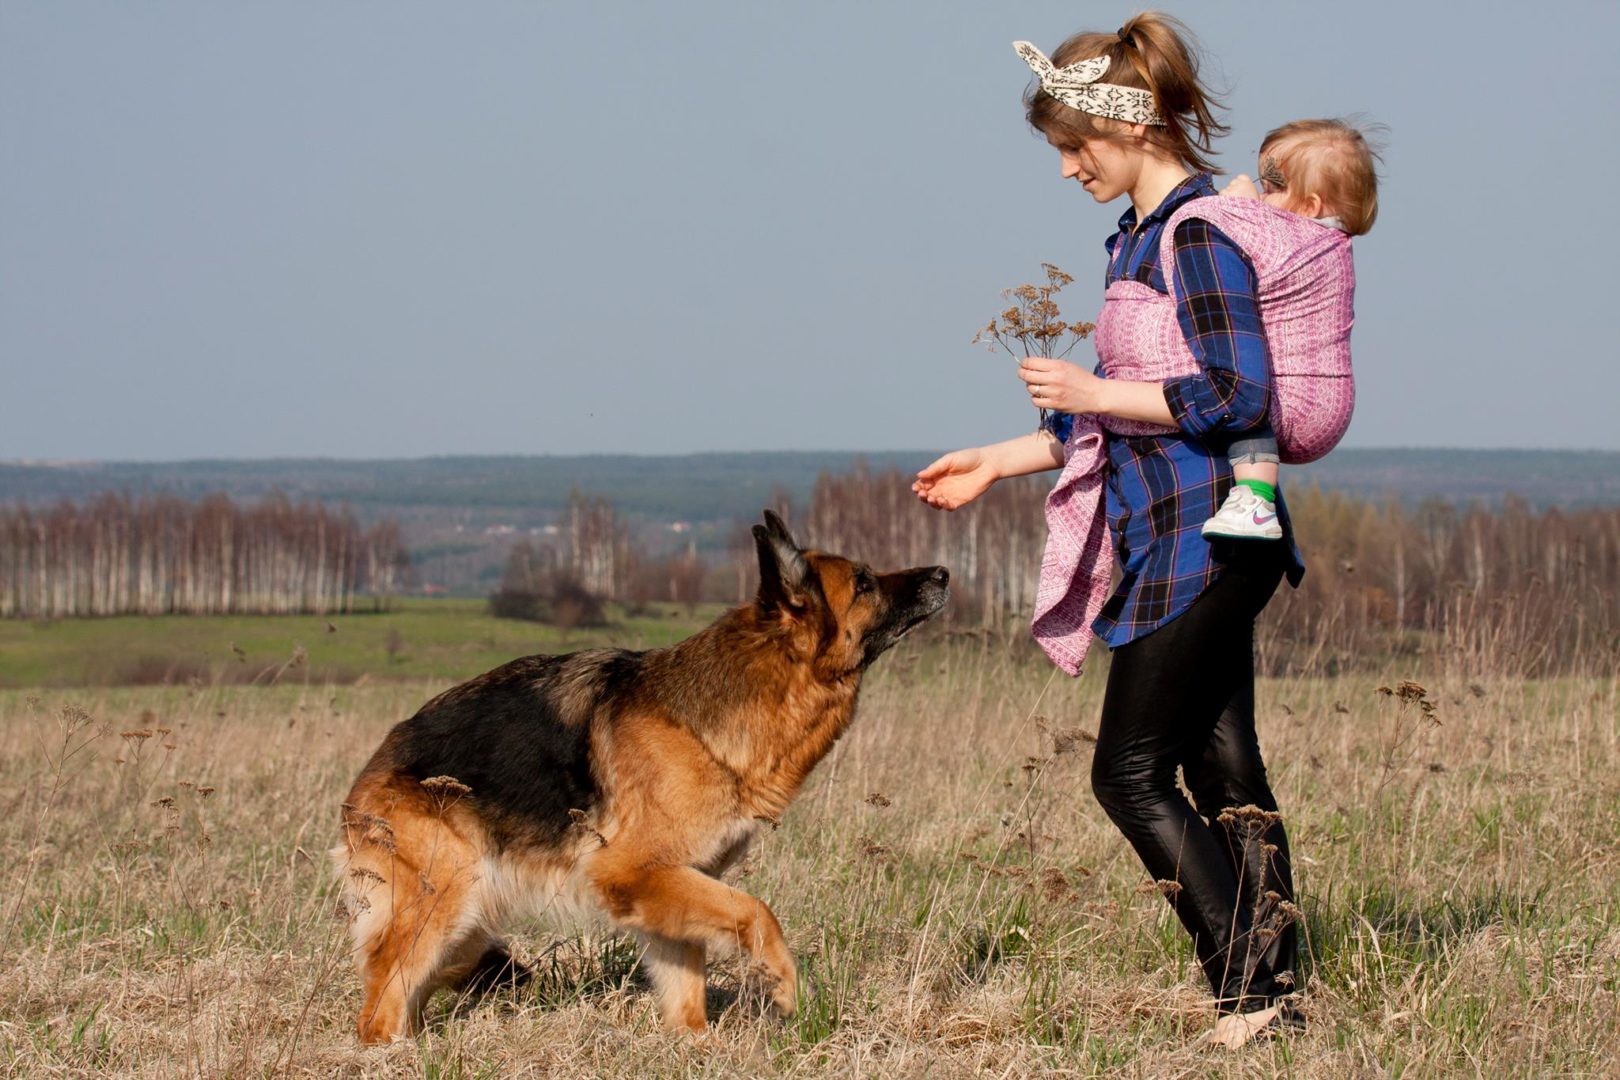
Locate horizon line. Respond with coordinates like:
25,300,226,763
5,446,1619,469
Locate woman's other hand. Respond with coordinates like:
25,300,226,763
1220,173,1261,199
1018,357,1106,415
913,448,997,511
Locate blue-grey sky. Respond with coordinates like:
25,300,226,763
4,1,1617,459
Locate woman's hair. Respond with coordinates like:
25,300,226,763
1023,11,1227,174
1260,118,1385,236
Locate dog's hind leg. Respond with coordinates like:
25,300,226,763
591,859,797,1026
340,796,487,1043
638,934,708,1032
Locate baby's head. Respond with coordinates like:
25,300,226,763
1256,118,1383,236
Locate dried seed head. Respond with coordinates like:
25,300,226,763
1217,804,1284,831
1051,727,1095,754
420,776,472,798
348,866,385,886
341,893,372,921
1396,680,1427,701
1137,878,1183,898
1040,867,1075,903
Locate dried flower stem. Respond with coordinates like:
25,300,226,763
973,263,1097,428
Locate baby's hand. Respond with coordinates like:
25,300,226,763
1221,174,1261,200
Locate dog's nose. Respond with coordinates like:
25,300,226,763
928,566,949,586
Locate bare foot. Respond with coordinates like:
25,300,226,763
1202,1004,1283,1050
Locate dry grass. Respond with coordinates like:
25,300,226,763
1,636,1617,1078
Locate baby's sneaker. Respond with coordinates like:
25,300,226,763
1202,485,1283,540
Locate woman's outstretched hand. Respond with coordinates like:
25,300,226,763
1018,356,1107,416
913,448,997,511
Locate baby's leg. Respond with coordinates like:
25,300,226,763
1203,430,1283,541
1229,432,1280,489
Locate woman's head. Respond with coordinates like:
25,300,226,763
1257,118,1384,236
1023,12,1227,182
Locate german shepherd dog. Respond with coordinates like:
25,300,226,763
333,511,948,1041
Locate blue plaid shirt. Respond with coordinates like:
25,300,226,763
1047,173,1305,647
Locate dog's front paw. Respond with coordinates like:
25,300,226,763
769,962,798,1018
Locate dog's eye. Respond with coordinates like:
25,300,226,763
854,571,875,596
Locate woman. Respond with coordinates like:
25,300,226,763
914,13,1305,1048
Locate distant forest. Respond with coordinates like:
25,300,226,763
792,467,1618,678
4,450,1618,604
1,494,405,618
3,457,1615,677
489,464,1619,678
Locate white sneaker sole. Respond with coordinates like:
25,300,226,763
1201,519,1284,541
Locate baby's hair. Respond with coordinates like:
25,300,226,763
1024,11,1228,174
1260,117,1386,236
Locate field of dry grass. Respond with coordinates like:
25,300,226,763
2,632,1616,1077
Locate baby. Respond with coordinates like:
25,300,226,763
1201,118,1381,540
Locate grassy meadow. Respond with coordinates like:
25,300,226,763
1,609,1617,1077
0,599,713,689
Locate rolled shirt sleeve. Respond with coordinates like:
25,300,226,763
1161,218,1272,439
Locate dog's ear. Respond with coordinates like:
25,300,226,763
753,511,810,611
762,509,799,550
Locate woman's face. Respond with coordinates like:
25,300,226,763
1050,132,1144,205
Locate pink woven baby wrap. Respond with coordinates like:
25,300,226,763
1032,198,1357,675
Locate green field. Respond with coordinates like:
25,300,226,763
0,599,720,689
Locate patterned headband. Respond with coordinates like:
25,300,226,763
1012,41,1164,127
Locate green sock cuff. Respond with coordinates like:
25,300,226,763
1236,479,1277,502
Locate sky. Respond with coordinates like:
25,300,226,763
3,1,1618,460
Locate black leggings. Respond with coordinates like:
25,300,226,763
1092,545,1296,1013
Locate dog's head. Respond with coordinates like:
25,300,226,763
752,510,949,673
